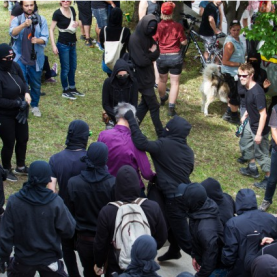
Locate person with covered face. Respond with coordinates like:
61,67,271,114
93,165,167,276
66,142,115,277
128,14,163,138
181,183,227,277
0,160,76,275
124,110,194,261
102,58,138,129
0,43,30,182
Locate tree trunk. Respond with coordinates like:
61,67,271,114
132,1,139,23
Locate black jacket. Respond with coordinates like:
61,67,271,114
221,189,277,277
102,59,138,122
128,14,160,90
94,166,167,276
251,255,277,277
66,174,115,235
125,112,194,195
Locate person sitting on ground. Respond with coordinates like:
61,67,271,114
201,177,235,225
221,188,277,277
251,255,277,277
98,103,155,197
102,59,138,129
93,165,167,277
66,142,115,277
0,160,76,275
153,1,187,116
119,235,161,277
181,183,227,277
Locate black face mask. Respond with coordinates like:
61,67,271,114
145,21,157,36
0,60,13,72
116,74,129,85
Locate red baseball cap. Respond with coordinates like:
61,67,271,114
161,2,175,15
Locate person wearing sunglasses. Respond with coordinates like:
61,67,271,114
0,43,30,182
239,63,271,190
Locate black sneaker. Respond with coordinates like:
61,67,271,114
168,107,177,116
79,35,86,40
237,156,248,164
5,169,18,182
85,38,94,47
160,93,169,106
14,166,29,176
157,250,182,262
62,89,76,100
70,88,85,97
229,113,240,125
254,177,268,190
240,165,260,179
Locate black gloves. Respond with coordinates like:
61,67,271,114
19,100,28,111
16,101,29,124
124,110,135,121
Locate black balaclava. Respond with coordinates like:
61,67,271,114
247,52,261,80
201,177,223,205
108,7,123,27
145,20,157,36
65,120,89,150
0,43,14,72
116,72,130,86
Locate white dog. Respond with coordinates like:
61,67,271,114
200,64,229,116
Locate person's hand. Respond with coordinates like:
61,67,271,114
25,93,31,105
52,46,59,55
261,237,274,245
182,39,188,46
149,44,157,52
72,21,78,28
192,258,201,272
24,18,32,28
19,100,28,111
124,110,135,121
94,264,104,276
254,134,262,145
263,79,271,89
215,29,221,35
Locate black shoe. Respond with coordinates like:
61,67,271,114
229,113,240,125
160,93,169,106
240,166,260,179
168,107,177,116
14,166,29,176
254,177,268,190
70,88,85,97
237,156,248,164
157,251,182,262
40,92,46,96
62,89,76,100
5,169,18,182
222,111,231,121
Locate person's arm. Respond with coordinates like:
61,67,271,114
49,20,58,55
255,108,267,145
105,1,116,8
47,177,57,193
208,15,221,34
10,16,31,37
9,15,15,27
241,110,249,123
218,5,223,31
199,6,205,16
64,181,75,216
269,106,277,144
0,82,21,109
32,16,48,46
222,42,241,67
102,79,115,118
135,150,155,181
139,0,148,20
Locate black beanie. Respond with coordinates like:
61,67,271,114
0,43,14,59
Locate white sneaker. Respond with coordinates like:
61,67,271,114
32,107,41,117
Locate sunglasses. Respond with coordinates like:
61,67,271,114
61,1,70,2
2,54,15,61
238,74,249,78
116,73,129,79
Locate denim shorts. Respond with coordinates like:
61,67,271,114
92,8,107,29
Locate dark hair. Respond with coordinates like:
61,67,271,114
230,19,241,28
20,1,36,6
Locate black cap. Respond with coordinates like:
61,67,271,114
0,43,14,59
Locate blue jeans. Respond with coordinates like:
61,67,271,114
265,148,277,203
92,8,107,29
16,59,42,108
56,42,77,90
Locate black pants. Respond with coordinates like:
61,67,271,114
76,235,97,277
136,88,163,137
43,55,56,80
61,238,81,277
0,116,28,169
165,196,192,255
7,258,67,277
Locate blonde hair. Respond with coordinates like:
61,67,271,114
161,13,173,20
239,63,255,75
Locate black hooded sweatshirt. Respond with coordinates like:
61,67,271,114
251,254,277,277
102,58,138,122
184,184,224,277
128,14,160,90
125,112,194,195
201,178,235,226
221,189,277,277
94,165,167,276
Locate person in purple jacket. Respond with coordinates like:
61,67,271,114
98,102,155,197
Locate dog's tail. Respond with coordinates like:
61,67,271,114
202,63,220,80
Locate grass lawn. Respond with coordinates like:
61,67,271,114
0,1,275,213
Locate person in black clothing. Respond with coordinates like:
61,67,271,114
201,177,235,225
251,255,277,277
221,188,277,277
66,142,115,277
102,58,138,129
181,183,226,277
124,111,194,261
0,160,76,276
0,165,6,220
128,14,163,137
0,43,30,182
93,165,167,277
99,7,130,76
49,119,90,277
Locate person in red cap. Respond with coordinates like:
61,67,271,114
153,1,187,116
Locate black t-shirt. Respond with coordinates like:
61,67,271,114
199,2,219,36
91,1,108,9
52,7,77,44
245,83,270,135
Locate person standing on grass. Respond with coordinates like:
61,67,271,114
50,0,85,101
9,0,48,117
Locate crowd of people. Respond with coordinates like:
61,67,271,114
0,1,277,277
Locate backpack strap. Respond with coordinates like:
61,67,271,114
104,26,107,42
133,198,147,206
109,201,124,208
119,27,125,42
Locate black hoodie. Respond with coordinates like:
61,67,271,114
128,14,160,90
183,183,224,277
102,58,138,122
124,112,194,195
221,189,277,277
201,178,235,225
94,165,167,276
251,255,277,277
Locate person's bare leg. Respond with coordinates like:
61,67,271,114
84,25,91,39
168,74,180,105
154,61,159,85
158,73,168,98
79,21,85,37
95,23,100,42
229,104,239,112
